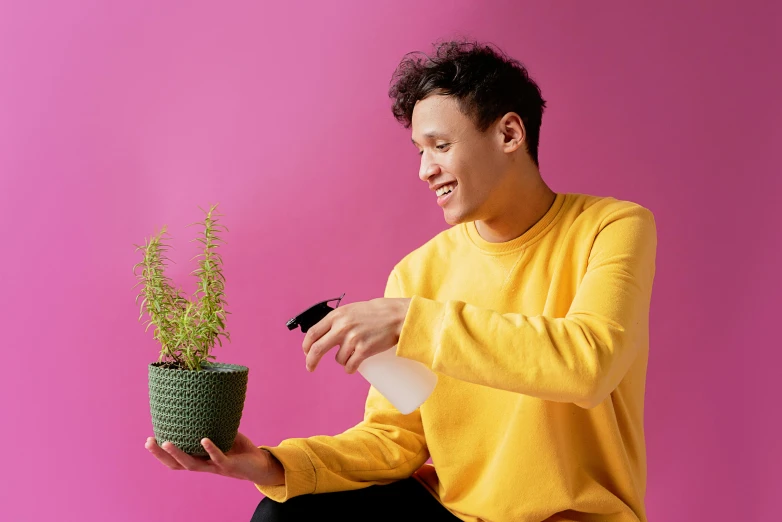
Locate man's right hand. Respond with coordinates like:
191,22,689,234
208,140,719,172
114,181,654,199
145,431,285,487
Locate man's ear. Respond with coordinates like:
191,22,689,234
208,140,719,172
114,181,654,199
498,112,526,154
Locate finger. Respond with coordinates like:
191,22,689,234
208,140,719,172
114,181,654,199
306,327,342,372
160,440,213,472
302,310,335,355
334,340,355,367
201,438,228,466
146,437,184,470
344,347,367,374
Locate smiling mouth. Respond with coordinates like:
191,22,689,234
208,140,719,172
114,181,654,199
435,183,457,197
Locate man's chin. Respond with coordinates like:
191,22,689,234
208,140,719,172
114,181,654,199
443,210,468,227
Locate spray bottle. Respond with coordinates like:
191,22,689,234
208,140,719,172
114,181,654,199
287,294,437,414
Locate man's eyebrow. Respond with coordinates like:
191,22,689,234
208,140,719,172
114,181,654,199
411,132,448,145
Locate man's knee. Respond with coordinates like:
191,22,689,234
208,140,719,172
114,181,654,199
250,497,289,522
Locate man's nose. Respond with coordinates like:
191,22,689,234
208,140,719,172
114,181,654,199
419,152,440,182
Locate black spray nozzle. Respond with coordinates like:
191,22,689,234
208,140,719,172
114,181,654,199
286,293,345,333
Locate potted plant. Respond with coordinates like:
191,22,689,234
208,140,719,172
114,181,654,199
133,203,248,457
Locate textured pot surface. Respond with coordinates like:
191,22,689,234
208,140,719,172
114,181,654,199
148,362,248,457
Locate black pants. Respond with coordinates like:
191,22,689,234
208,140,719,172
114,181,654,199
250,477,460,522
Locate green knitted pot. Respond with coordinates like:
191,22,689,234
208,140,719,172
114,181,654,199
148,362,249,457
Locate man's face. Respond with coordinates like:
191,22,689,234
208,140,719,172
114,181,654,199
411,95,507,226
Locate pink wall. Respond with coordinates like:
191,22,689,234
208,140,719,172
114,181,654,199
1,1,779,520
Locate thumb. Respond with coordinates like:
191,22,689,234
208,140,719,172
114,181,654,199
200,438,228,465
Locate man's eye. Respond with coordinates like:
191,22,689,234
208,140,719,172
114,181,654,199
418,150,424,156
436,144,449,150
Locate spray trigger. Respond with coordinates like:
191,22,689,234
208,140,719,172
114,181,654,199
286,293,345,333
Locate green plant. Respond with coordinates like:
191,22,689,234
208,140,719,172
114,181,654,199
133,203,231,371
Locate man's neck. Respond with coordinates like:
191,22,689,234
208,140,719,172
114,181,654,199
474,179,557,244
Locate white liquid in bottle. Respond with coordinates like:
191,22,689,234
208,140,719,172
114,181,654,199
357,345,437,414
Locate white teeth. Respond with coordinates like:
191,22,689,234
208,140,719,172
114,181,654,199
436,184,456,197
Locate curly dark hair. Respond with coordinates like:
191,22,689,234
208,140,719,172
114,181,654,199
389,40,546,166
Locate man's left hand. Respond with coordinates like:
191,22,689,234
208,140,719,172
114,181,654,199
302,298,412,374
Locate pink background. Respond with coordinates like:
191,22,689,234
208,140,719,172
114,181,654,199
1,1,779,520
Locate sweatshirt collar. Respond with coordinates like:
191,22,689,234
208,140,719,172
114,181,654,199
463,192,567,255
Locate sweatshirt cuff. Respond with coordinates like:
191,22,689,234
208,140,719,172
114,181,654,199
254,442,317,501
396,295,445,368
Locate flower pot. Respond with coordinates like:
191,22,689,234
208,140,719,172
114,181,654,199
148,362,249,457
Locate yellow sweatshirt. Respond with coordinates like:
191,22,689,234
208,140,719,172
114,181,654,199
257,192,657,522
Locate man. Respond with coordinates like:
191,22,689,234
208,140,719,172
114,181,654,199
146,40,657,522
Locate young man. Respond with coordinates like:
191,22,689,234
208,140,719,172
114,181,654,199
146,41,657,522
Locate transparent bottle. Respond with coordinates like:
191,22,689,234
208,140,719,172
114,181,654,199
357,346,437,414
287,295,437,414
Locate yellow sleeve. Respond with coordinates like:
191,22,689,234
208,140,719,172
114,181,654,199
255,272,429,501
396,205,657,409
